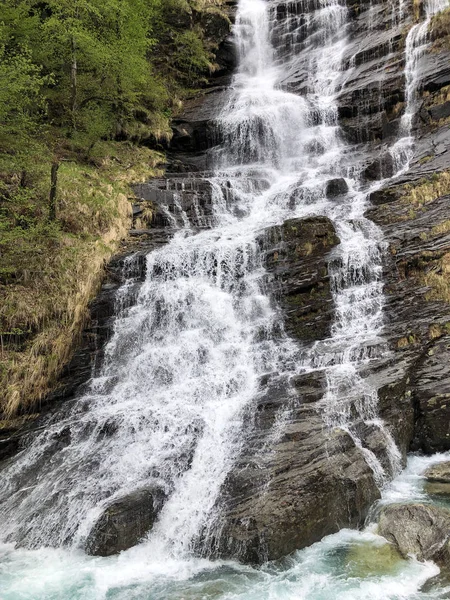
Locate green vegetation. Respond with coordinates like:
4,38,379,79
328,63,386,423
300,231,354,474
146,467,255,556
0,0,230,417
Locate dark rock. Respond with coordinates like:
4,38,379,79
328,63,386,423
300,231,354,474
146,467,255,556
197,7,231,42
363,153,396,181
366,178,450,457
196,215,390,564
170,87,227,157
414,336,450,453
214,38,237,76
375,366,415,462
261,216,340,342
378,503,450,563
86,489,163,556
368,188,400,206
326,178,349,199
208,421,380,563
429,101,450,122
422,51,450,93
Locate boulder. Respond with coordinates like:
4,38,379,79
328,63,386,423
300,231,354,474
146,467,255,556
425,462,450,484
378,503,450,563
326,178,349,199
363,153,396,181
206,418,380,563
86,489,163,556
261,216,340,342
424,462,450,497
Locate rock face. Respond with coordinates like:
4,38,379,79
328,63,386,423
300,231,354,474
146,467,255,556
207,417,380,562
378,504,450,564
86,489,162,556
358,2,450,454
169,1,237,171
365,183,450,454
262,217,340,341
197,0,450,562
425,462,450,484
199,218,382,562
363,154,396,181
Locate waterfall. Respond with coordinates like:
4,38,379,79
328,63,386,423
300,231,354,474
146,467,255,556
3,0,442,564
392,0,448,171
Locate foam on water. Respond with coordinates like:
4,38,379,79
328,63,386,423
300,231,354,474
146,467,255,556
1,454,450,599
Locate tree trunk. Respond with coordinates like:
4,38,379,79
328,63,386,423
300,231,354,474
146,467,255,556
71,35,77,131
49,162,60,221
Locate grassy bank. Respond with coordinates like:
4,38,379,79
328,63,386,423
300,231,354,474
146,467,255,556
0,0,230,418
0,143,163,417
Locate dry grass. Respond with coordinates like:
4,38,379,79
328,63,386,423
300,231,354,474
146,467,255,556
397,334,418,348
0,144,163,417
426,85,450,107
423,252,450,303
401,170,450,207
430,7,450,52
431,219,450,236
429,323,444,339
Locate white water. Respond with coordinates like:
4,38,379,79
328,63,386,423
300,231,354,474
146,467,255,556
1,0,450,597
391,0,449,171
1,453,449,600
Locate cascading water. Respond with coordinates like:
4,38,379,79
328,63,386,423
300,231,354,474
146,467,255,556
1,0,450,598
392,0,449,171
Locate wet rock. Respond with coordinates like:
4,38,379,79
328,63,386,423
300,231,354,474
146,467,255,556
86,489,164,556
208,421,380,563
368,187,400,206
414,336,450,453
422,50,450,93
424,461,450,497
425,482,450,498
363,153,396,181
425,462,450,484
429,101,450,122
261,216,340,342
199,217,396,564
366,173,450,457
326,178,349,199
378,504,450,563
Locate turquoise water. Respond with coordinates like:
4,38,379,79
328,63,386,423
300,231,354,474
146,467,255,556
0,531,444,600
1,454,450,600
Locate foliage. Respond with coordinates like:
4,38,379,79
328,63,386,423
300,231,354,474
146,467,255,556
0,0,228,416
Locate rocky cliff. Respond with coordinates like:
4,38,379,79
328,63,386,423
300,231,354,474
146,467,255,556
164,0,450,561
